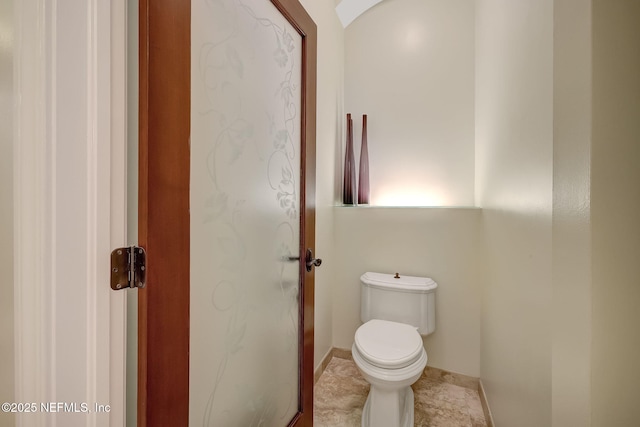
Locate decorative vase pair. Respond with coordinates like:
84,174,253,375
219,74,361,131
343,113,370,205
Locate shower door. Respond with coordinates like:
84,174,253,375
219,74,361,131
137,0,317,425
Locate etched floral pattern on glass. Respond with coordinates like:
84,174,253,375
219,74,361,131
191,0,302,425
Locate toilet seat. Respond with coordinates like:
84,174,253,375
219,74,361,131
354,319,424,369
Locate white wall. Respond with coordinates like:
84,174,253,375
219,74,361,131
333,207,482,377
298,0,344,372
475,1,553,426
344,0,475,207
0,0,14,425
591,1,640,424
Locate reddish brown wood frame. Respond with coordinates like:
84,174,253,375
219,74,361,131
138,0,191,424
138,0,317,425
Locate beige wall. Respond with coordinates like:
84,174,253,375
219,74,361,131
344,0,475,207
591,1,640,425
552,0,592,425
333,207,482,377
333,0,481,379
475,1,554,426
0,0,14,424
298,0,344,372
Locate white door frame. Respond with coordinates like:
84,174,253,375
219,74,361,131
14,0,128,426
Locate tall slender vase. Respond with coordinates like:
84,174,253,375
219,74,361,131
343,113,356,205
358,114,370,205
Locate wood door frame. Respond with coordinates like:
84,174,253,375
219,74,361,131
138,0,317,425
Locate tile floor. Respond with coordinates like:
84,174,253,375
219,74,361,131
314,357,487,427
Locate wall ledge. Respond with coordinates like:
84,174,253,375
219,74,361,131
334,205,482,210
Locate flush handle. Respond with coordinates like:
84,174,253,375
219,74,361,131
305,248,322,272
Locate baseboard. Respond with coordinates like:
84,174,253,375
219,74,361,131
314,348,334,384
314,347,353,384
331,347,352,360
422,365,479,390
478,380,495,427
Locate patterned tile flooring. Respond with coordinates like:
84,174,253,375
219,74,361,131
314,357,487,427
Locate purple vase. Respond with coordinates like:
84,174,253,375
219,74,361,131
358,114,370,205
343,114,356,205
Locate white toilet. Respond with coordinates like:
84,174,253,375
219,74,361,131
352,272,438,427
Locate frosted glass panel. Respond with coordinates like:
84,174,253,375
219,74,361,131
190,0,302,425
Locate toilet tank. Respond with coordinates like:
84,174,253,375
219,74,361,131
360,272,437,335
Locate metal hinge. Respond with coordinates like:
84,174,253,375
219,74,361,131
110,246,146,290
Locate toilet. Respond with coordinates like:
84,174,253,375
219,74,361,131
352,272,438,427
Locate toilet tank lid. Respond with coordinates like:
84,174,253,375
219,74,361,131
361,272,437,292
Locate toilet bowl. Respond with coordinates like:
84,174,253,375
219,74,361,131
352,319,427,427
353,272,437,427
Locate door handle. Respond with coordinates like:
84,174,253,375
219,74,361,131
284,248,322,272
305,248,322,272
